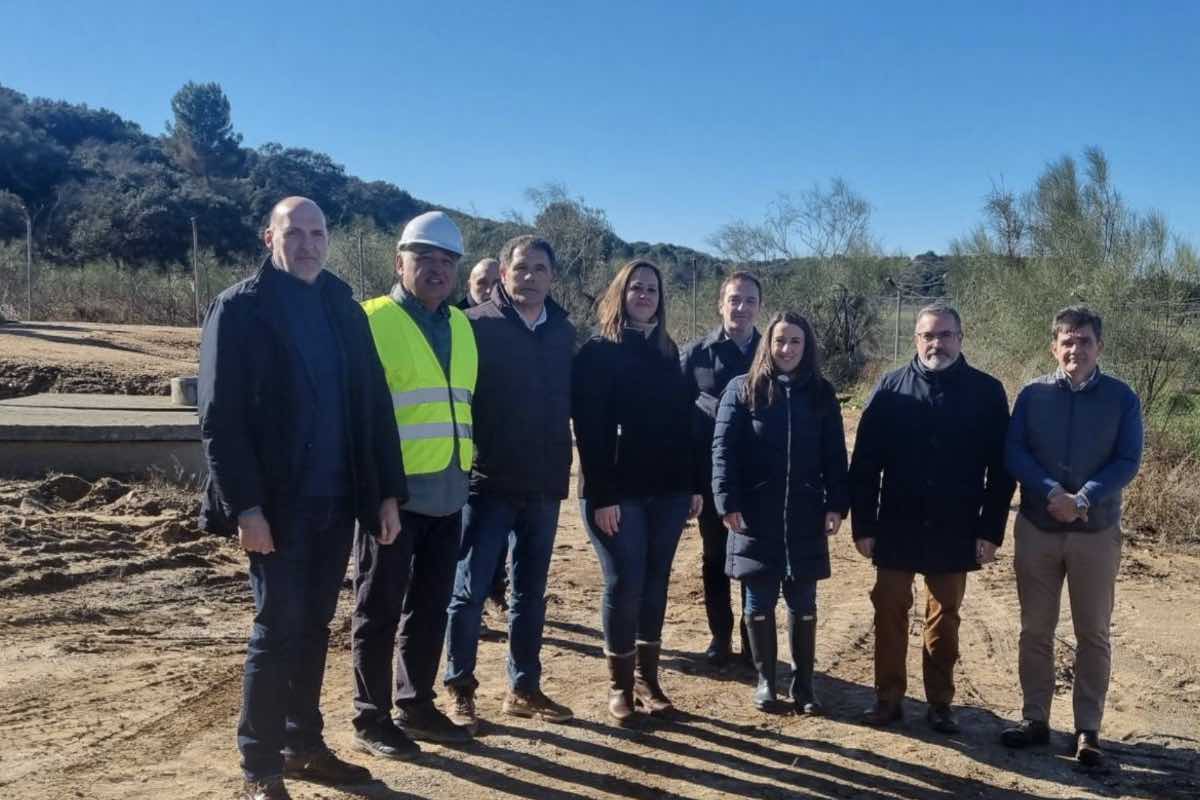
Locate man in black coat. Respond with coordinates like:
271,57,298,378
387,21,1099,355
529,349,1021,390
199,197,406,800
849,304,1014,734
680,271,762,666
443,235,576,731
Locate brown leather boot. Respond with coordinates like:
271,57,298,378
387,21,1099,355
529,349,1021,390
633,641,674,716
606,652,638,725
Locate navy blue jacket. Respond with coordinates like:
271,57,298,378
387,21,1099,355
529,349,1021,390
197,258,407,537
680,326,761,491
712,374,849,581
1006,370,1142,532
849,355,1014,574
466,289,575,499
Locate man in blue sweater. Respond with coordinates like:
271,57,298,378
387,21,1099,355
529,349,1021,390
1001,306,1143,768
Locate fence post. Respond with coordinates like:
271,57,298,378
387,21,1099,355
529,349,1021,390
893,287,901,362
691,257,697,339
191,216,201,327
25,212,32,322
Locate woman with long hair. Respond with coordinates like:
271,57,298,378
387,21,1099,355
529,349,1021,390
711,311,849,713
572,259,703,725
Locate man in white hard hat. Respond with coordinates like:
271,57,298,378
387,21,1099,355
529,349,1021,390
351,211,479,756
457,258,500,310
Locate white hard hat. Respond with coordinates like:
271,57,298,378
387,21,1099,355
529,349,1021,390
398,211,464,257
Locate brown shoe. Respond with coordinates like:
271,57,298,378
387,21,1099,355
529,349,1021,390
503,688,573,722
606,653,638,726
282,748,371,786
863,701,903,727
446,683,480,734
242,778,291,800
633,641,675,716
926,703,960,734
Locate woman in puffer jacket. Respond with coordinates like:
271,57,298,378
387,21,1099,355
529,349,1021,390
711,311,849,714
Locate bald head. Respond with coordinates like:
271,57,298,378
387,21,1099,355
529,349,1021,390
467,258,500,306
264,196,328,283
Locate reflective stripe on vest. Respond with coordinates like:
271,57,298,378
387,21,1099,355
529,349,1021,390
362,296,478,475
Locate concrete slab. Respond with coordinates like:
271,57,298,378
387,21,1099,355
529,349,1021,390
0,394,198,442
0,394,202,481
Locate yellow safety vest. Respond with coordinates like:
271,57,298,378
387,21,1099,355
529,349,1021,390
362,296,478,475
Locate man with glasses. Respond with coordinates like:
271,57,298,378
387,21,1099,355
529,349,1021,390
850,304,1014,733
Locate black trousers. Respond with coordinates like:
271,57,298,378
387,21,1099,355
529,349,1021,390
699,491,748,650
351,509,461,731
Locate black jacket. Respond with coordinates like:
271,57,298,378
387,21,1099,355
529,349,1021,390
571,331,698,506
466,289,575,498
712,374,849,581
680,326,760,489
197,258,407,537
849,355,1015,574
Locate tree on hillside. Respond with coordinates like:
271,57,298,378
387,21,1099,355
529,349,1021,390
708,178,875,261
515,183,616,326
166,81,243,178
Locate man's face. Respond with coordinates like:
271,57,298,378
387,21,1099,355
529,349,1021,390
502,246,553,308
469,261,500,305
914,312,963,369
264,202,328,280
720,279,761,337
770,322,806,374
398,245,459,309
1052,325,1103,382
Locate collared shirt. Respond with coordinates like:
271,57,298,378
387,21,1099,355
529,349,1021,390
521,304,548,332
1055,364,1101,393
391,283,452,374
720,327,756,356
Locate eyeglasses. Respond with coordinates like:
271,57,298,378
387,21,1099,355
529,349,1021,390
915,330,961,343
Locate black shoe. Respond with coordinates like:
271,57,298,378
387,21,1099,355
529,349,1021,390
704,636,731,667
354,722,421,761
242,778,291,800
282,748,371,786
1075,730,1104,767
396,701,473,744
862,701,903,727
1001,718,1050,748
926,703,960,734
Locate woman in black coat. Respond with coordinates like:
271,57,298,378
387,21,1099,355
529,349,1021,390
711,311,849,713
573,259,703,725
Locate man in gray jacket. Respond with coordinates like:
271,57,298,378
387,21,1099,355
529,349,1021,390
1001,306,1143,768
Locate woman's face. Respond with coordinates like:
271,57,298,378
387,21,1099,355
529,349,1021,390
623,267,660,325
770,322,806,374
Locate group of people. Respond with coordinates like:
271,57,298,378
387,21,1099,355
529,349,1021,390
199,196,1143,800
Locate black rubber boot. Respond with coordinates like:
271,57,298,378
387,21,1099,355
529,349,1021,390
745,613,778,711
788,612,823,715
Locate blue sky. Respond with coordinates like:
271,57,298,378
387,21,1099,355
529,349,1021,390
3,1,1197,255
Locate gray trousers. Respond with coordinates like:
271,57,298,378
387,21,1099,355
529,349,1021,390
1013,513,1122,732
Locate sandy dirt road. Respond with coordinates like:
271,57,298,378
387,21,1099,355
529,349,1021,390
2,438,1197,799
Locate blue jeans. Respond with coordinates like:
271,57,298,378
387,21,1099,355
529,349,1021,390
237,498,355,782
445,493,560,693
581,494,691,655
743,574,818,617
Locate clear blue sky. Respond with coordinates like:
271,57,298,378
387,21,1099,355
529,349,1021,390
3,1,1198,256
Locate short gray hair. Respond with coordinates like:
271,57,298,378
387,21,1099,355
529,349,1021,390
915,303,962,332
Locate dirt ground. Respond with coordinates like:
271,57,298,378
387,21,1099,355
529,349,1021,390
0,329,1197,799
0,321,199,398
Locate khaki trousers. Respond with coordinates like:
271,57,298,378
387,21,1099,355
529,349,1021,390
1014,513,1121,731
870,568,968,706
